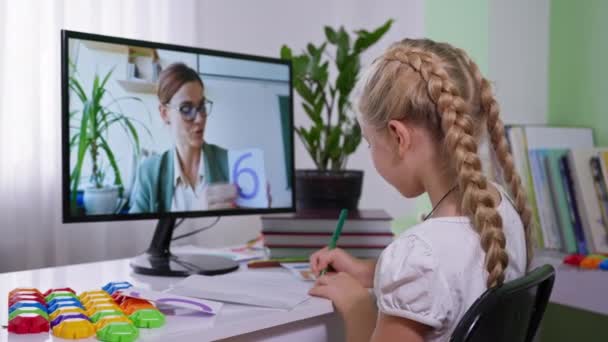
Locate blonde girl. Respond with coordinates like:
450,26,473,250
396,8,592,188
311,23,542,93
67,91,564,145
309,38,532,342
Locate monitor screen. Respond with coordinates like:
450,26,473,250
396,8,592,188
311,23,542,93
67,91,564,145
62,31,294,223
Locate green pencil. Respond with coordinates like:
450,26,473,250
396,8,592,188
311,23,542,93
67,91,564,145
320,209,348,276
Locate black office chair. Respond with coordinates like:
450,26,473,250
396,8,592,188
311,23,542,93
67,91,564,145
450,264,556,342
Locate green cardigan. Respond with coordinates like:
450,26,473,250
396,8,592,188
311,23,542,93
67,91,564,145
129,143,229,213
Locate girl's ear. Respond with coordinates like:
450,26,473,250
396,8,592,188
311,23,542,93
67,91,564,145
159,104,170,125
387,119,411,158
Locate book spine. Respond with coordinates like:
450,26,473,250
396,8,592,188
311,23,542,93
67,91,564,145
544,153,569,252
509,127,544,248
601,152,608,195
589,157,608,236
560,155,588,254
568,150,608,254
529,150,557,249
269,247,383,259
261,220,391,234
545,150,577,254
263,235,393,247
538,150,563,250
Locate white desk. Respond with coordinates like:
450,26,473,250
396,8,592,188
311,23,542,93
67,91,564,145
0,259,344,342
532,251,608,316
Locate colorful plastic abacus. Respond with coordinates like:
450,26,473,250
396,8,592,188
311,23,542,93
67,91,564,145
7,281,165,341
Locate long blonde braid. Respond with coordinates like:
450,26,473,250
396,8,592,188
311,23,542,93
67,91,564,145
454,49,534,268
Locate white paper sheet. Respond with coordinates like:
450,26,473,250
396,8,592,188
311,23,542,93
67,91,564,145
167,271,311,310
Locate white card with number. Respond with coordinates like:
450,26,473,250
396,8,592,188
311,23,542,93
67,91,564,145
228,148,268,208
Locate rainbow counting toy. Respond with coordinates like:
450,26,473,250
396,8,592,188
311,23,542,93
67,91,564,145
7,282,165,341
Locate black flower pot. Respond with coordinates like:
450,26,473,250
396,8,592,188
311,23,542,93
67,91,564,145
295,169,363,210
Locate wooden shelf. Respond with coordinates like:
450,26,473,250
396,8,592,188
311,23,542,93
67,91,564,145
82,40,160,92
82,40,156,57
117,79,157,94
82,40,128,54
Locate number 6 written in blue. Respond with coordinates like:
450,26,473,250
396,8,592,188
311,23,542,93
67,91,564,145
232,152,259,200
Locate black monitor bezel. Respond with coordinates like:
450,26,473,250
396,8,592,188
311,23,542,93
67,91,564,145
61,30,295,223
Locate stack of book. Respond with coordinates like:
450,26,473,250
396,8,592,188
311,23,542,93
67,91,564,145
500,125,608,255
260,209,393,259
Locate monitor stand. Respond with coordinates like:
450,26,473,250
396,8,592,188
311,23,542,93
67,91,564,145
130,217,239,277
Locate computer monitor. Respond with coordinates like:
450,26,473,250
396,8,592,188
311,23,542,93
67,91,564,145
61,30,294,276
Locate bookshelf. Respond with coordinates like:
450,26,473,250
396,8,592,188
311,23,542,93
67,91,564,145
501,125,608,319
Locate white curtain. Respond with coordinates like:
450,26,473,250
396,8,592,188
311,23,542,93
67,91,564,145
0,0,204,272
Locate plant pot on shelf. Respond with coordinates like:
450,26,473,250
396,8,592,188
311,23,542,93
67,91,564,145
295,169,363,210
83,186,120,215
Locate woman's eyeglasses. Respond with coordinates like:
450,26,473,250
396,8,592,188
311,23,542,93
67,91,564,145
165,99,213,121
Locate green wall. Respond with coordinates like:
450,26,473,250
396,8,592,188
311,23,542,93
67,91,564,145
425,0,489,74
548,0,608,146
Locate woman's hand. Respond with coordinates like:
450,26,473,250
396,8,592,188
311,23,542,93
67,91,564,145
310,247,376,288
206,183,238,209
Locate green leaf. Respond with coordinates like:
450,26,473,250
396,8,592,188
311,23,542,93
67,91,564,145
335,27,351,69
311,60,329,87
302,103,323,127
69,79,88,103
324,26,338,44
99,67,115,91
307,43,317,57
309,125,322,148
336,57,359,115
280,45,293,60
354,19,394,53
292,55,309,77
326,125,342,157
343,121,362,154
98,135,124,197
70,101,92,209
313,97,325,120
294,79,315,104
295,127,309,147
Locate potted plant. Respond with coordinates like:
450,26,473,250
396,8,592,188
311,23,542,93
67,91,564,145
280,19,393,210
69,63,150,215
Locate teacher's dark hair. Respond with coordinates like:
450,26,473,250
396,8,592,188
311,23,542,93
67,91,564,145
157,62,204,104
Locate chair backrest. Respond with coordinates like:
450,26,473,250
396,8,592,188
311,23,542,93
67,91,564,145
450,264,556,342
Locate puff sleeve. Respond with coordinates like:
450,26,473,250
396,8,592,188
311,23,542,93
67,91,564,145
373,234,454,330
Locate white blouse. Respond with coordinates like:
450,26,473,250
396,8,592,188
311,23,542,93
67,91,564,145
171,149,208,212
373,185,527,341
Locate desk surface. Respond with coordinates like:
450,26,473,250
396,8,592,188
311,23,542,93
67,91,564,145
0,258,335,342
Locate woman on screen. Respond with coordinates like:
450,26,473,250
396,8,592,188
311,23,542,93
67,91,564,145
129,62,238,213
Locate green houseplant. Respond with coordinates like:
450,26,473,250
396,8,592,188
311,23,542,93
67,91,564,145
280,19,393,209
69,63,149,215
